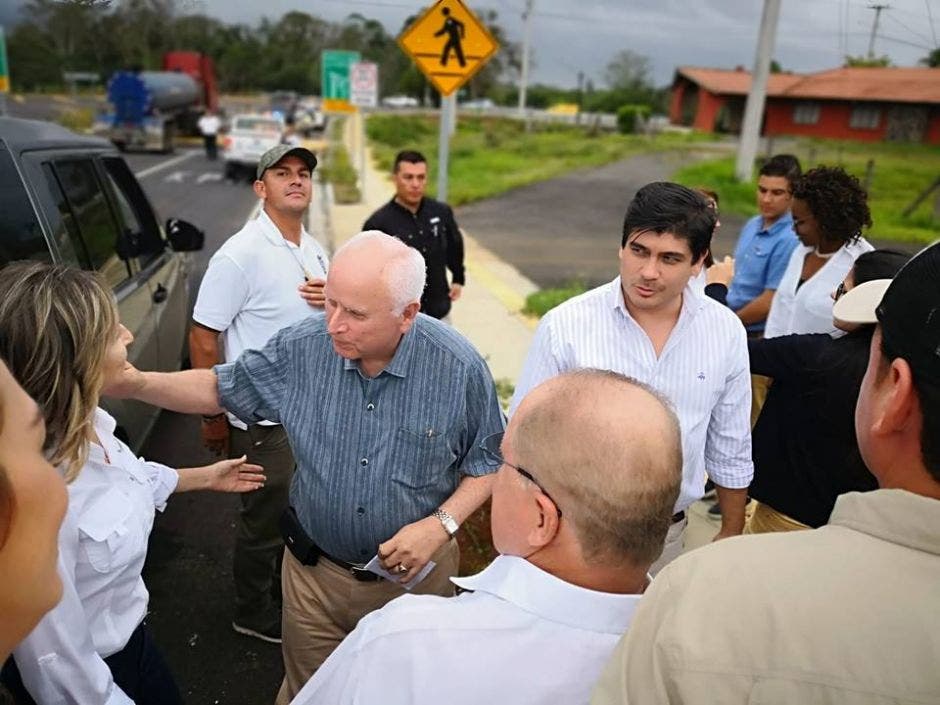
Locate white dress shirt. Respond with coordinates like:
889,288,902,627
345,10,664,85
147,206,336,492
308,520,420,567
192,208,329,429
291,555,643,705
763,237,873,338
510,278,753,511
13,408,178,705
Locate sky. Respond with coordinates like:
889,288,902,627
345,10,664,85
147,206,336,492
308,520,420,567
3,0,938,87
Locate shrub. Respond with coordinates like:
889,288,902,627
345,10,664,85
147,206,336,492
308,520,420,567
523,282,587,317
617,104,650,134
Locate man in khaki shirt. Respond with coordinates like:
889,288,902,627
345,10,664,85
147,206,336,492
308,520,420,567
592,242,940,705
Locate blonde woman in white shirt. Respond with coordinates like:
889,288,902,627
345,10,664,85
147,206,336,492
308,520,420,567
764,166,874,338
0,262,265,705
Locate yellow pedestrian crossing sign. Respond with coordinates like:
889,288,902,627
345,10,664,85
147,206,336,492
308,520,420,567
398,0,499,96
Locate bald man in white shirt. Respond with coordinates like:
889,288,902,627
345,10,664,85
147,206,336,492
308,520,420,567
511,182,753,571
289,369,683,705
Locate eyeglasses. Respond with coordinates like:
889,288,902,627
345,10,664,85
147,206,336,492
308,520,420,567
834,280,847,301
480,432,562,517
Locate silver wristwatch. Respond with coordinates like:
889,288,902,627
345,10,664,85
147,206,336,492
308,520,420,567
433,508,459,537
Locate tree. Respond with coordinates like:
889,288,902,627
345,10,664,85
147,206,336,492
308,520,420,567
604,49,651,92
843,54,892,67
920,48,940,68
770,59,783,73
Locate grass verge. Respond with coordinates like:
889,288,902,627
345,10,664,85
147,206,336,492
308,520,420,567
523,282,587,317
672,139,940,244
367,114,711,207
318,117,360,204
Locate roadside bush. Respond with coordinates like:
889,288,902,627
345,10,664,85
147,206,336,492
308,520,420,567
617,104,650,134
366,114,434,148
523,282,587,317
57,108,94,133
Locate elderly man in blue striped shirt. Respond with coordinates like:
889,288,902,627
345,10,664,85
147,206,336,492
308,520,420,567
511,182,753,573
106,231,505,704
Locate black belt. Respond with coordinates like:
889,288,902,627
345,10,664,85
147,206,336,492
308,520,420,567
672,510,686,524
320,551,381,582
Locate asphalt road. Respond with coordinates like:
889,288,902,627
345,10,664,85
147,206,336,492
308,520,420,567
456,150,746,290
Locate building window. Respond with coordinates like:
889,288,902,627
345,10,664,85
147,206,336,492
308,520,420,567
793,102,820,125
850,105,881,130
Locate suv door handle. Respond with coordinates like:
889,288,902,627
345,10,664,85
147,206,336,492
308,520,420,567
152,283,168,304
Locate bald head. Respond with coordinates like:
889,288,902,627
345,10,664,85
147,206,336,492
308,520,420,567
333,231,426,313
512,369,682,566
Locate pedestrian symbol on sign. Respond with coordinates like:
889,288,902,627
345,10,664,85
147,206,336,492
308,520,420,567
397,0,499,96
434,7,466,67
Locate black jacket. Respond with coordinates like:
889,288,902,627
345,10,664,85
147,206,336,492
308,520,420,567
363,197,465,319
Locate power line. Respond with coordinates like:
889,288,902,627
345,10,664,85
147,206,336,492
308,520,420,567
884,11,936,46
866,3,890,58
926,0,939,46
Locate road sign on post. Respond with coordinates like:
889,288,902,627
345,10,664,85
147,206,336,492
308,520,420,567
349,61,378,109
398,0,499,96
0,27,10,94
321,50,361,112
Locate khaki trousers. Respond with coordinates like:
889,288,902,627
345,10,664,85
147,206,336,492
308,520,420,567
744,501,810,534
274,539,459,704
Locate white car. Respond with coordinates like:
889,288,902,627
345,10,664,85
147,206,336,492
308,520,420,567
222,114,285,181
381,95,419,108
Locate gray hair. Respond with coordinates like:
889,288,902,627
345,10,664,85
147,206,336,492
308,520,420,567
338,231,426,314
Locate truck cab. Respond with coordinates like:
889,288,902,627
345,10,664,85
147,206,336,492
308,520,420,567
0,117,203,450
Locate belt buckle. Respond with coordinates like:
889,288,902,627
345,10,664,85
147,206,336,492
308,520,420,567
350,565,376,582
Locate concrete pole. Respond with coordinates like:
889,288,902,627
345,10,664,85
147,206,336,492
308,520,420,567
734,0,782,182
517,0,534,117
437,93,452,203
867,4,889,59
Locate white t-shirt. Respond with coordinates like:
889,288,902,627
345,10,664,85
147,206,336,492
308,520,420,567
192,208,329,429
197,114,220,136
764,237,873,338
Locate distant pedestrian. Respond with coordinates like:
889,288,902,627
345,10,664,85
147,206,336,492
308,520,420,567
363,150,466,320
198,110,221,160
764,165,874,338
189,144,328,645
0,262,264,705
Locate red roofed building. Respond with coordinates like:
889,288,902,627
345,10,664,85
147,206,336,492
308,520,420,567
670,66,940,144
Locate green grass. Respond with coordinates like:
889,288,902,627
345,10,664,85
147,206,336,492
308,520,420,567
367,114,711,207
319,117,360,204
672,139,940,244
523,282,588,318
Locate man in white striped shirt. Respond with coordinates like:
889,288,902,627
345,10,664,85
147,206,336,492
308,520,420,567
511,182,753,571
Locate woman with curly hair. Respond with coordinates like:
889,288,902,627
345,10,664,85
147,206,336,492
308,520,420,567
0,262,266,705
764,165,874,338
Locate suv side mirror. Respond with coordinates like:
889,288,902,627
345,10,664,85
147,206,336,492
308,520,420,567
166,218,205,252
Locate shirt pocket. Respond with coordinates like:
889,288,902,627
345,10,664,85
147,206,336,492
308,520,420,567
78,487,147,574
390,426,457,490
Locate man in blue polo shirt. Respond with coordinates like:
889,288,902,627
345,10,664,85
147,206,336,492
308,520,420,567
725,154,801,334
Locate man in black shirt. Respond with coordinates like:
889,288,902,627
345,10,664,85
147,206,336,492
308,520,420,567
363,150,465,319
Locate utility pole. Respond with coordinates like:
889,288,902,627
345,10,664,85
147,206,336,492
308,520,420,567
734,0,782,182
517,0,534,117
867,4,890,59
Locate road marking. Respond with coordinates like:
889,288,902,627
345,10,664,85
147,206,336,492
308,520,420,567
196,172,223,184
134,151,197,179
164,171,190,183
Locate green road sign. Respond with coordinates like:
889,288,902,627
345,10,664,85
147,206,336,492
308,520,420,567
321,50,361,101
0,27,9,93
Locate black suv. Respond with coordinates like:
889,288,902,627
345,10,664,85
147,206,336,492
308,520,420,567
0,117,203,450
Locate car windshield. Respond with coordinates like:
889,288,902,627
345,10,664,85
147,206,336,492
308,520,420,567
233,118,281,133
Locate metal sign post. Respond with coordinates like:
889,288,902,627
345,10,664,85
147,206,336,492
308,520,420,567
0,27,10,116
437,94,455,203
349,61,379,199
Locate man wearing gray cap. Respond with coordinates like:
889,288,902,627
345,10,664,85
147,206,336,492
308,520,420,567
189,144,329,643
592,241,940,704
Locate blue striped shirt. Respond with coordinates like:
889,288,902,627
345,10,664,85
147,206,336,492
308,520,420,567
216,314,505,563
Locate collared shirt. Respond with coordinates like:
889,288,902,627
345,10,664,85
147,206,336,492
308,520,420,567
193,208,329,430
510,278,753,511
363,197,465,319
292,555,644,705
216,314,505,564
13,408,178,705
726,213,798,332
591,489,940,704
764,237,873,338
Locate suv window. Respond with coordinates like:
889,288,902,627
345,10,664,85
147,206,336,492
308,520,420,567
0,144,52,265
48,158,130,288
101,157,165,269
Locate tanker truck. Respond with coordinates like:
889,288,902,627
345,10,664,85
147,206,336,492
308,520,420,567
105,52,218,153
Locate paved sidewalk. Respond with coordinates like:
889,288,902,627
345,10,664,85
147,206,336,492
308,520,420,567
327,111,724,551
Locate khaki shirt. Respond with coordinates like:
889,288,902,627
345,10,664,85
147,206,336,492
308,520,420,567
592,490,940,705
